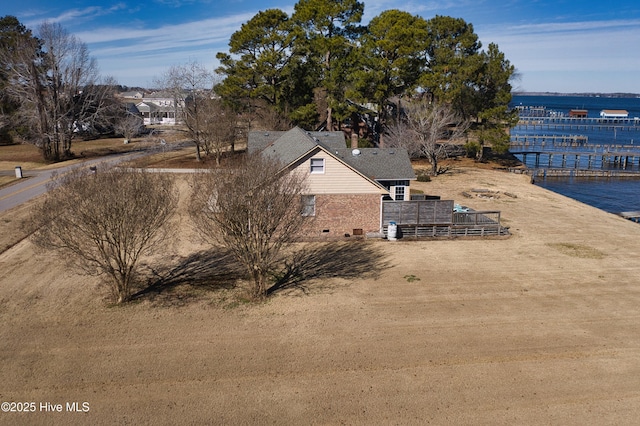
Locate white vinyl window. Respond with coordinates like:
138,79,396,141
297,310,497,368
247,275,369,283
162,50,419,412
310,158,325,174
394,186,405,201
301,195,316,216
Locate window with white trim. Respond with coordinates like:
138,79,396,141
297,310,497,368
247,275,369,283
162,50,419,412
301,195,316,216
394,186,405,201
310,158,325,174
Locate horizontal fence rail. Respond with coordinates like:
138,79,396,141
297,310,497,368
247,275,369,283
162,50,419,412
382,200,508,238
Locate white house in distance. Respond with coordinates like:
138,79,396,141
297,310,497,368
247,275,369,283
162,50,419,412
134,92,185,125
600,109,629,119
119,91,144,100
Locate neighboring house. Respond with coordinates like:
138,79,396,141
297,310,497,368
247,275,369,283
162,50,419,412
120,91,144,100
249,127,415,238
124,102,141,115
600,109,629,119
136,91,186,125
135,101,178,125
569,109,588,118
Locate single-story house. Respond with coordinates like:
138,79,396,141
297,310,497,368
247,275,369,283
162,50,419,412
120,91,144,100
248,127,415,238
569,109,588,118
600,109,629,118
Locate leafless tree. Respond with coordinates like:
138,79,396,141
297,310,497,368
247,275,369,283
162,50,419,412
386,99,469,175
0,114,8,133
199,98,238,165
251,98,292,131
113,109,144,142
1,21,116,160
29,167,178,304
155,60,216,161
190,154,309,300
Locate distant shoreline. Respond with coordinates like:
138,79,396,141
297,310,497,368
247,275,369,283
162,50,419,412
513,91,640,98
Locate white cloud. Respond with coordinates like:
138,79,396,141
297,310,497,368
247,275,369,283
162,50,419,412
81,12,257,86
478,19,640,91
24,3,128,28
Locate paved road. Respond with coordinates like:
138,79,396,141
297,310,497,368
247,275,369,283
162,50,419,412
0,151,149,214
0,140,195,213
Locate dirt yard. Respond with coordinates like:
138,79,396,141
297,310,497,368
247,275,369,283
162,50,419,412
1,165,640,425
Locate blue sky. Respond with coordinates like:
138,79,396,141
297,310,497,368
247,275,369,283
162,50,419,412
4,0,640,93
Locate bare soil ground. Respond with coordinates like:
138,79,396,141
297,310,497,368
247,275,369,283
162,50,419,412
1,163,640,425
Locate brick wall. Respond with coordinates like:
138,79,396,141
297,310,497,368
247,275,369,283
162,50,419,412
304,193,381,239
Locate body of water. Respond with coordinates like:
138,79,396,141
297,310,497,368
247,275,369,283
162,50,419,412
509,94,640,215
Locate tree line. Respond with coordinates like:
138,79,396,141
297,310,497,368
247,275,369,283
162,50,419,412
214,0,518,149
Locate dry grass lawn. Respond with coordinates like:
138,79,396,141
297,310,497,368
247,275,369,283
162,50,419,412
1,163,640,425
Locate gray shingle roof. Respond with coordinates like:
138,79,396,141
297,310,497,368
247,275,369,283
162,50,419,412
248,127,415,181
334,148,416,181
248,128,346,155
262,128,320,166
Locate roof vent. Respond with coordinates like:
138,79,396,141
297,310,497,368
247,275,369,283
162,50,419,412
352,148,361,156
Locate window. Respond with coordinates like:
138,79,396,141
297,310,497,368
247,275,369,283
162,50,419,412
394,186,405,201
301,195,316,216
310,158,325,174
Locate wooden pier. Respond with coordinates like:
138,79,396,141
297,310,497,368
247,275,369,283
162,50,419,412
518,168,640,178
511,135,588,146
517,116,640,132
619,212,640,223
510,150,640,170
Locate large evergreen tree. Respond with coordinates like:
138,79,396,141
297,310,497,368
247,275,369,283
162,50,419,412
350,10,429,145
292,0,364,130
420,15,483,117
215,10,297,112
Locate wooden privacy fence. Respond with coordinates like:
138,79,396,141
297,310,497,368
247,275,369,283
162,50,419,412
382,200,508,238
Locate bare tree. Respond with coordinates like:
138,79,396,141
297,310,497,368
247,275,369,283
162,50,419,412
251,98,293,131
1,21,116,160
200,98,238,165
386,99,469,175
155,60,215,161
113,109,144,143
190,154,309,300
30,167,178,304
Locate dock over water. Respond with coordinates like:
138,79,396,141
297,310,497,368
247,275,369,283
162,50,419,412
619,211,640,223
509,144,640,172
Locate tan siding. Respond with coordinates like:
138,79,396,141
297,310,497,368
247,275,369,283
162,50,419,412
294,152,387,195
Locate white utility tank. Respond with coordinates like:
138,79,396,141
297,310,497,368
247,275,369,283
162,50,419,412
388,222,397,241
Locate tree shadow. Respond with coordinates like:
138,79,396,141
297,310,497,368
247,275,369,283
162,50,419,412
131,241,392,305
132,248,243,305
268,241,392,295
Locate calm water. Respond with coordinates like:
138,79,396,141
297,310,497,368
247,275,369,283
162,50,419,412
535,177,640,214
510,94,640,214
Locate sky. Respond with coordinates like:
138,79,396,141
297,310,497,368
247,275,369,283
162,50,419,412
3,0,640,94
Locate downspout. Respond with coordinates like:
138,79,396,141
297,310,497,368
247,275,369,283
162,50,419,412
379,194,384,234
